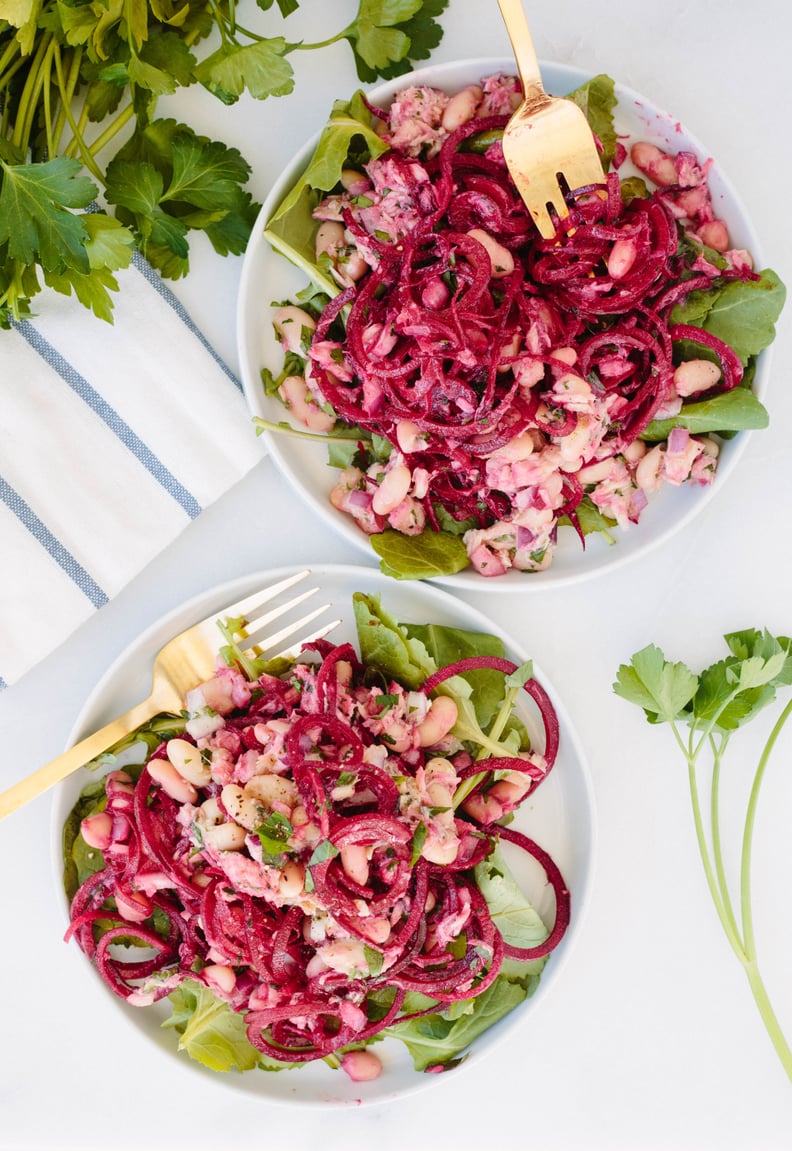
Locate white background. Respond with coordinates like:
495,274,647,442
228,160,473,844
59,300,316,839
2,1,792,1148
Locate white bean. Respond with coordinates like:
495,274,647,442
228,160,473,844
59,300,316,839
221,784,262,832
441,84,483,131
372,465,411,515
204,822,247,851
340,844,370,886
315,219,345,259
341,1050,383,1083
244,774,298,809
166,738,211,787
272,305,316,354
674,358,722,397
147,759,198,805
277,860,305,899
467,228,514,278
416,696,458,747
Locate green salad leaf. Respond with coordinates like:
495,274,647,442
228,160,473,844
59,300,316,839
671,268,786,365
164,980,286,1072
641,387,769,441
370,529,471,580
565,73,618,171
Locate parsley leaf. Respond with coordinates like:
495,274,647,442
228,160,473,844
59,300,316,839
614,629,792,1081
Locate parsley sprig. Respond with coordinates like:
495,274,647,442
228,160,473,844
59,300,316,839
0,0,447,325
614,628,792,1080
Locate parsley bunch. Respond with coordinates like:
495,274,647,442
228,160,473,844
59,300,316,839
0,0,447,325
615,629,792,1081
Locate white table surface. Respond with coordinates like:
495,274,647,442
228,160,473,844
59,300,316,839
2,1,792,1148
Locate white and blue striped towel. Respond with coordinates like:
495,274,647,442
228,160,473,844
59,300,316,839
0,254,265,690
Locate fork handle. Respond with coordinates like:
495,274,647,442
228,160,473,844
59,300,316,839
0,695,160,821
497,0,546,101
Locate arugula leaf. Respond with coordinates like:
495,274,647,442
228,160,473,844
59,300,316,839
670,268,786,365
404,621,509,730
370,528,471,579
565,74,617,171
352,591,435,689
641,387,769,441
475,846,550,960
163,980,270,1072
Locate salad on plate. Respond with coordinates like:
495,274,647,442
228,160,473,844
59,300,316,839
63,591,570,1082
252,70,784,580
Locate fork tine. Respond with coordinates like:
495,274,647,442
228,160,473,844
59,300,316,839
269,617,343,662
218,569,313,624
240,602,335,656
242,586,321,635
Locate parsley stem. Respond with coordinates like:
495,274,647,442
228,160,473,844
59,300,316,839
741,697,792,960
252,415,358,443
709,734,740,943
294,33,345,51
744,962,792,1081
685,748,746,962
83,104,136,161
52,48,105,185
12,31,53,154
51,46,82,157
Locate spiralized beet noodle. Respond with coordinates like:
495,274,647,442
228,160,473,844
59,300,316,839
66,642,568,1066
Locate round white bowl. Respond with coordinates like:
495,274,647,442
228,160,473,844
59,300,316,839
237,58,768,590
51,564,596,1107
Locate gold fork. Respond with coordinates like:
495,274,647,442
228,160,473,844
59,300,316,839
497,0,605,238
0,569,340,821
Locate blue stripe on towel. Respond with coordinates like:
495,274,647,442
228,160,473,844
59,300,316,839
0,475,109,610
16,321,202,519
0,676,7,691
131,250,242,392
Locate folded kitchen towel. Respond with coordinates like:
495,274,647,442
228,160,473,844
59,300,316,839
0,253,266,690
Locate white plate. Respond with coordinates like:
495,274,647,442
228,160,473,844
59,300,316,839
51,563,595,1107
237,58,769,590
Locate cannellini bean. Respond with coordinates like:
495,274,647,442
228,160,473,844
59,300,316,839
279,374,336,434
416,696,458,747
577,459,613,485
148,759,198,805
674,358,722,397
635,443,665,493
81,811,113,850
340,844,370,886
340,168,371,194
551,346,578,367
421,832,460,866
462,791,504,824
204,822,247,851
607,237,637,279
115,888,151,923
341,252,369,283
244,773,298,809
630,141,678,187
341,1050,383,1083
623,439,647,463
372,465,411,515
396,420,428,454
203,964,237,995
220,783,262,832
467,228,514,278
166,738,211,787
315,219,345,259
697,219,729,252
441,84,483,131
278,860,305,899
361,917,391,945
488,770,533,807
272,305,316,354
